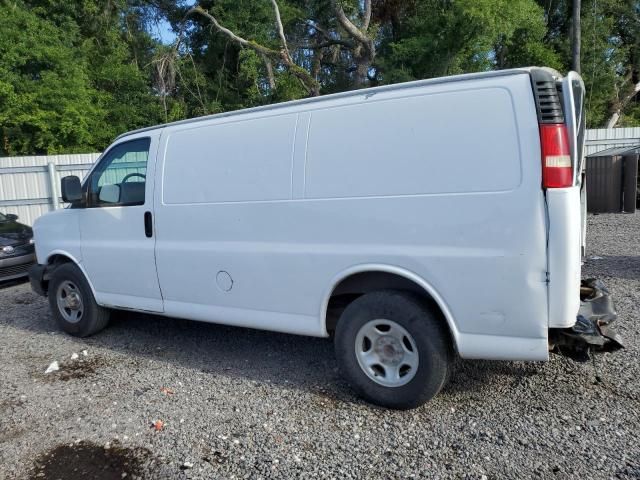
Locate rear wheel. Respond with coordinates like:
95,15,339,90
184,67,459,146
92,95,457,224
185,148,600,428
48,263,110,337
334,290,451,409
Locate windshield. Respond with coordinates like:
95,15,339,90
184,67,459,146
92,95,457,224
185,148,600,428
0,212,7,222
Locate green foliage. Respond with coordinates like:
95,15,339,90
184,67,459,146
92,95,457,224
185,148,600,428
380,0,561,83
0,0,163,155
3,0,640,155
0,3,95,154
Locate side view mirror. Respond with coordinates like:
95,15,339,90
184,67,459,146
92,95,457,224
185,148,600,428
61,176,82,203
6,213,18,221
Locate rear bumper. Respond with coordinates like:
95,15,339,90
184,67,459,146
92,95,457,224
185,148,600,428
549,278,624,361
28,263,47,296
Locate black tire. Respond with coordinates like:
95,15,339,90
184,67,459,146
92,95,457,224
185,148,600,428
334,290,452,409
48,263,110,337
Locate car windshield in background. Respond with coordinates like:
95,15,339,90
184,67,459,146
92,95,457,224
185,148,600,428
0,213,7,222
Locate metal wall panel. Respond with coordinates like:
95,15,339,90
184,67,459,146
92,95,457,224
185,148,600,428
0,153,99,225
586,155,623,213
0,153,98,168
585,127,640,156
623,154,638,213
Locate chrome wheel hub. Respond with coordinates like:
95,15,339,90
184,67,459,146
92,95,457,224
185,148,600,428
65,292,81,310
355,319,419,387
56,281,84,324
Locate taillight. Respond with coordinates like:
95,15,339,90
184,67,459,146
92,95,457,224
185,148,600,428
540,124,572,188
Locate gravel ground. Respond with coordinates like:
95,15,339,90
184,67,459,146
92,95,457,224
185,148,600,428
1,213,639,480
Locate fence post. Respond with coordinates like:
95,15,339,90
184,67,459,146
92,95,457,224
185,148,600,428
47,162,59,210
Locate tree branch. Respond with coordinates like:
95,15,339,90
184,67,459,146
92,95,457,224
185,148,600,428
606,80,640,128
362,0,372,31
185,4,320,97
306,39,354,49
332,0,376,86
333,1,370,45
186,6,278,58
261,53,276,90
270,0,291,61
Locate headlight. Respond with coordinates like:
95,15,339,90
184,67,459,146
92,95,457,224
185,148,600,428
29,238,35,245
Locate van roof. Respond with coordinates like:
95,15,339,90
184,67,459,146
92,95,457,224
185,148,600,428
117,67,539,140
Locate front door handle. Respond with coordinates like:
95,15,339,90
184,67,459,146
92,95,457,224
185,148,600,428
144,211,153,238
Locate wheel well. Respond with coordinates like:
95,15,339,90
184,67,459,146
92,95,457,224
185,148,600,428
41,254,75,289
325,271,452,340
47,254,74,268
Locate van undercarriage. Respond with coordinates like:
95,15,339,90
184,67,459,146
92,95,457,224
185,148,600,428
549,278,625,362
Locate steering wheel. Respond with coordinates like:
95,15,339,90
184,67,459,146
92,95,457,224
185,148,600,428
121,172,146,183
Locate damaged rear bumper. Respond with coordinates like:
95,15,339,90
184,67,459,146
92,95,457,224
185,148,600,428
549,278,625,362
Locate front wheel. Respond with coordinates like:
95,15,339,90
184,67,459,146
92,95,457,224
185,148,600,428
48,263,110,337
334,290,452,409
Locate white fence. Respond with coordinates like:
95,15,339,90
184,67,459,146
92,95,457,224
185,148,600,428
585,127,640,156
0,153,99,225
2,127,640,225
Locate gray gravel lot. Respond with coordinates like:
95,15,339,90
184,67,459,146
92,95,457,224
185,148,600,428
1,213,639,480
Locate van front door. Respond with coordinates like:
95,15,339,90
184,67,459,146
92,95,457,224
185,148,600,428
79,134,163,312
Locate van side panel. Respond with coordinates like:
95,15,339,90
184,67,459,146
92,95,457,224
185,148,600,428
162,115,297,204
305,88,521,198
154,73,550,360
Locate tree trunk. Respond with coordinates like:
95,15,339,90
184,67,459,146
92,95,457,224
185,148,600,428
605,81,640,128
572,0,581,73
333,0,376,88
605,111,620,129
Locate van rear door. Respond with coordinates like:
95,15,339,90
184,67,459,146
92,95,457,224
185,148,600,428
560,72,587,254
531,68,583,329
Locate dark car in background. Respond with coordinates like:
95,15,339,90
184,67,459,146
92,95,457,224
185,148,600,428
0,212,35,283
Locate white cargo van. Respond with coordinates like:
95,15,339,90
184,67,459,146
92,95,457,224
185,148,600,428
30,67,622,409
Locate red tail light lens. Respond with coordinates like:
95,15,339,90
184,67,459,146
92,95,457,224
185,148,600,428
540,124,572,188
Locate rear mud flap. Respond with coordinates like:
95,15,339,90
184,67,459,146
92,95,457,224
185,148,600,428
550,279,625,362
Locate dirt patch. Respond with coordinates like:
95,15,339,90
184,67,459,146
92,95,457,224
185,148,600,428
37,356,107,382
0,398,25,413
311,387,341,410
30,440,150,480
13,292,37,304
57,357,104,381
0,427,25,443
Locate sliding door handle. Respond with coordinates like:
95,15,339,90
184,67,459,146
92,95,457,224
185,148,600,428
144,211,153,238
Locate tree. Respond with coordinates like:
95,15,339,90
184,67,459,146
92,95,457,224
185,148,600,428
165,0,380,99
0,0,165,155
5,0,640,156
185,1,321,96
378,0,560,84
0,3,98,154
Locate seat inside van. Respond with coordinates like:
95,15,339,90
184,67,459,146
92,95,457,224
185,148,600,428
119,182,145,204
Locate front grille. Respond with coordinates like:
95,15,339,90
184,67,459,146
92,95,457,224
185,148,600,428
0,261,34,279
0,244,34,257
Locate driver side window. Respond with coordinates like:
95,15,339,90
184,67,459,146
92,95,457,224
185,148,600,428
88,138,150,207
